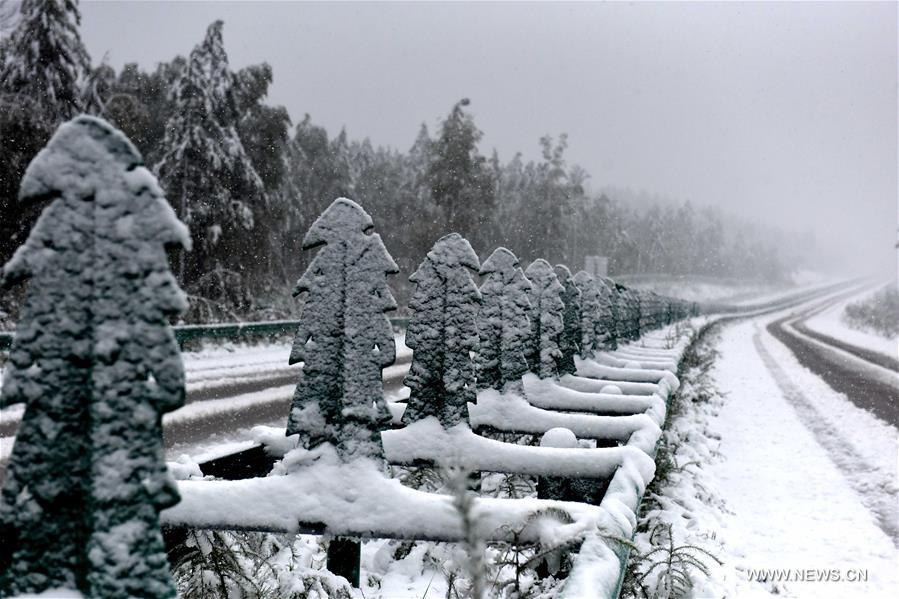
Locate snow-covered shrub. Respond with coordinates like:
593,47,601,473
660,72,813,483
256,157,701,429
0,116,188,598
476,247,532,391
843,286,899,338
553,265,581,376
523,259,564,379
403,233,481,427
622,325,724,599
285,198,398,462
445,463,488,599
631,524,722,599
172,530,353,599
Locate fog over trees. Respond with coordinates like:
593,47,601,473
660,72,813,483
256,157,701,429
1,2,818,322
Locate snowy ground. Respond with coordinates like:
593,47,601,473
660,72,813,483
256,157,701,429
803,283,897,361
619,276,777,305
635,306,899,598
618,273,829,307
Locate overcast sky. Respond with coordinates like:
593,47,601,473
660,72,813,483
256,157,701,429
79,1,897,277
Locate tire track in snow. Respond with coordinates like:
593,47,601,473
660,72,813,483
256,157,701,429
753,327,899,547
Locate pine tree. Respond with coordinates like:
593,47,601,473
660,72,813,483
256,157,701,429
154,20,265,287
0,0,92,266
286,198,398,462
426,98,495,248
523,259,564,378
553,264,581,375
573,270,602,358
476,248,531,390
402,233,481,428
0,0,90,119
0,116,187,598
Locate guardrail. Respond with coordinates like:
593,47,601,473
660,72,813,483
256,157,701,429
156,279,856,597
0,317,412,352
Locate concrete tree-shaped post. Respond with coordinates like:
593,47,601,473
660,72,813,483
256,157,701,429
0,116,189,598
595,276,620,350
553,264,581,376
285,197,398,587
629,288,644,340
607,279,630,344
573,270,602,359
403,233,481,428
523,259,564,379
476,248,532,391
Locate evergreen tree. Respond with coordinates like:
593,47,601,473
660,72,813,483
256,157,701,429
154,20,265,288
286,198,398,462
403,233,481,428
0,0,91,266
0,0,89,119
573,270,602,358
426,98,495,248
476,248,531,390
553,264,581,375
523,259,564,378
0,116,187,598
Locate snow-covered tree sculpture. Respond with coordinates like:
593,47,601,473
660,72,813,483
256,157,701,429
595,276,619,350
476,248,532,390
607,278,630,343
523,259,564,378
403,233,481,428
573,270,602,358
0,116,188,598
553,264,581,376
620,287,641,340
286,198,398,462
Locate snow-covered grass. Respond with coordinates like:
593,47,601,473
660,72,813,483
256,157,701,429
622,312,899,598
804,283,898,360
617,275,776,304
841,285,899,338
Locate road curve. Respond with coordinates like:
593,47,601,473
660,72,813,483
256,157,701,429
766,298,899,427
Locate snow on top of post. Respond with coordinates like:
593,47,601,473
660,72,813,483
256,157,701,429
404,233,481,428
422,232,480,273
1,115,187,598
524,259,565,379
302,197,375,249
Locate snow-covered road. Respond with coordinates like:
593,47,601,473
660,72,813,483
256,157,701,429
666,306,898,597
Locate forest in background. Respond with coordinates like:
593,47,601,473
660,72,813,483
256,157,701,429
0,1,815,323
